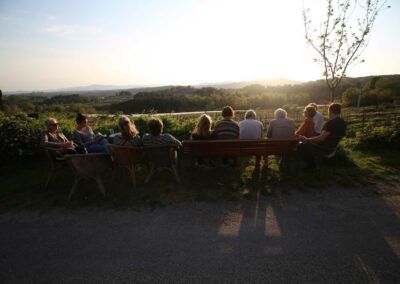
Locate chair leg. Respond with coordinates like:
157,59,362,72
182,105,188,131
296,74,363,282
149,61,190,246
129,166,137,190
94,175,106,197
95,175,106,197
172,165,182,184
68,177,80,201
45,168,54,189
144,165,155,184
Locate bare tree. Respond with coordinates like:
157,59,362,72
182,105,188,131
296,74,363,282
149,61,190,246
303,0,389,101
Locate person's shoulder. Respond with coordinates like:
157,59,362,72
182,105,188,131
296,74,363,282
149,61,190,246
256,119,263,126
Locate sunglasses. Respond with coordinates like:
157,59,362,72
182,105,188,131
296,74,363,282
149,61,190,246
49,123,59,126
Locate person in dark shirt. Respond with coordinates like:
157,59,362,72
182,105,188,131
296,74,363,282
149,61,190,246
298,103,346,168
213,106,239,140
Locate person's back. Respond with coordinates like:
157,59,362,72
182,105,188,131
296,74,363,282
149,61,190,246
319,116,346,151
267,118,295,139
142,118,182,148
214,118,239,139
142,133,181,147
239,110,263,139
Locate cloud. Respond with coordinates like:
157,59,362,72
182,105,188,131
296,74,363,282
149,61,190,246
45,24,102,38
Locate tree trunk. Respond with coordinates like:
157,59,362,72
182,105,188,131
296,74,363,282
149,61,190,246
330,88,336,102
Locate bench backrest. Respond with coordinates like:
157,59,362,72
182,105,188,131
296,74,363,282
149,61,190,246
182,139,299,158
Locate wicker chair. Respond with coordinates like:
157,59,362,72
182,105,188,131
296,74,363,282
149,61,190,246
64,153,112,200
144,144,181,184
108,144,146,190
42,146,71,189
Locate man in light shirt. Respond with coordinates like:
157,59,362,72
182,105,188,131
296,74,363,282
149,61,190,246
239,109,264,166
239,109,263,139
308,103,324,135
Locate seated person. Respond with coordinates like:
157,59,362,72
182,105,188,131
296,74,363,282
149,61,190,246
192,114,214,140
298,103,347,168
308,103,324,135
73,113,109,154
41,118,78,154
239,109,264,166
113,116,142,147
213,106,239,140
295,106,316,138
239,109,263,139
142,117,182,147
266,108,295,139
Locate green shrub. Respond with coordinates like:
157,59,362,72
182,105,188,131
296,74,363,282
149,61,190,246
0,114,42,158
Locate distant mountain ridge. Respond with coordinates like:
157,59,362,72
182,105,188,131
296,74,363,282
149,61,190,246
3,77,300,95
4,75,400,96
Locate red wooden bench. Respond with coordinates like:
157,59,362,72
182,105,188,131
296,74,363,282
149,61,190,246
182,139,299,166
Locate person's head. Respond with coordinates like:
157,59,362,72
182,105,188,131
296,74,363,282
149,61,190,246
45,117,59,133
76,113,88,128
274,108,287,119
147,117,163,136
222,106,234,119
308,103,318,110
245,109,256,120
194,114,212,137
303,106,316,119
328,103,341,118
118,116,138,140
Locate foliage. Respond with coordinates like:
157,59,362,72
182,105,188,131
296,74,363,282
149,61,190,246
0,114,42,158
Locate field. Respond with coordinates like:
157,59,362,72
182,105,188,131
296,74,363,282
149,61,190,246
0,105,399,212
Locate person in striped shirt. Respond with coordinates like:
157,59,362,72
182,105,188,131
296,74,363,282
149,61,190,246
213,106,240,140
142,117,182,147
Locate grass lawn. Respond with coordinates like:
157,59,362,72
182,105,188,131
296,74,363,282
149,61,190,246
1,145,399,213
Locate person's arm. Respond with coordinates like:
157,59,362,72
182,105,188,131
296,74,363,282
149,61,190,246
259,122,264,138
266,123,272,138
41,132,61,148
72,130,85,147
304,130,330,143
295,121,306,137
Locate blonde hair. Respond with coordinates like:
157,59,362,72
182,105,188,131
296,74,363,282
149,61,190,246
194,114,212,137
118,116,138,141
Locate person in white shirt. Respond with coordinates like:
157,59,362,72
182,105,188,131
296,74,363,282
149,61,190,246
239,109,263,139
308,103,324,135
239,109,264,166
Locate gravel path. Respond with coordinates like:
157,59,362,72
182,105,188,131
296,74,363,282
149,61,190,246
1,188,400,283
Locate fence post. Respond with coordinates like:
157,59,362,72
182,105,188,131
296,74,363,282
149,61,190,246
361,112,366,133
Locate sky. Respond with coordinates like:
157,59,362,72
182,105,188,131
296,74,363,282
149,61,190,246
0,0,399,92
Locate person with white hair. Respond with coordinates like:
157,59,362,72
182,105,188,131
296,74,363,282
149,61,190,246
239,109,263,139
266,108,295,139
40,117,78,153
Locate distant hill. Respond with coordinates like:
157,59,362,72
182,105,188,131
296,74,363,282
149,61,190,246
3,77,300,96
197,77,301,89
4,75,400,97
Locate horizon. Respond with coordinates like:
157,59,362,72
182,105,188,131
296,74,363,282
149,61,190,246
1,0,400,92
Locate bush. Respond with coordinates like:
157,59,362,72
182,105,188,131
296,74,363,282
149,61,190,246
0,114,42,159
355,122,400,149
